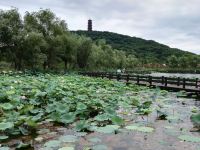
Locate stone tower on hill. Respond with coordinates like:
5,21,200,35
88,19,92,31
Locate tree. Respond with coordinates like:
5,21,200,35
167,55,179,68
126,55,139,68
24,9,68,70
57,34,78,71
188,56,199,68
23,32,47,69
0,8,24,70
179,56,189,68
77,37,92,68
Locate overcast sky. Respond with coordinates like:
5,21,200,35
0,0,200,54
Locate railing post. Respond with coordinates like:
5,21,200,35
183,78,186,89
137,75,140,84
165,77,167,87
149,76,152,86
101,73,104,79
126,74,130,84
109,73,112,80
117,74,120,81
196,78,198,88
162,76,164,85
177,77,180,86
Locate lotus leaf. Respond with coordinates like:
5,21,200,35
178,135,200,142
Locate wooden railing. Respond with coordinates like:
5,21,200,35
80,72,200,93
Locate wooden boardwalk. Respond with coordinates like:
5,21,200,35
80,72,200,94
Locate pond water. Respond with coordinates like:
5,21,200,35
2,89,200,150
150,73,200,79
35,91,200,150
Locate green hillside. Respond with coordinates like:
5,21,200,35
74,30,195,63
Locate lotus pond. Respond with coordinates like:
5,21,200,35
0,74,200,150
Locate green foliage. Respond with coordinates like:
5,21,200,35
74,31,196,65
190,113,200,129
167,55,199,68
0,8,139,71
0,73,145,138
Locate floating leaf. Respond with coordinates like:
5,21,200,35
191,107,199,113
61,113,76,124
178,135,200,142
74,132,87,137
59,135,77,143
0,147,10,150
125,125,154,133
95,114,110,121
44,140,61,148
190,113,200,126
75,120,89,131
58,147,75,150
125,125,138,130
88,137,101,143
0,135,8,140
111,116,124,126
93,144,108,150
95,125,120,134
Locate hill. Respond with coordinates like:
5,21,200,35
74,30,195,63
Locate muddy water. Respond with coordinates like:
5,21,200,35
35,92,200,150
1,92,200,150
150,73,200,79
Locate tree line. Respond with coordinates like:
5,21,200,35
167,55,199,68
75,31,198,65
0,8,199,72
0,8,139,71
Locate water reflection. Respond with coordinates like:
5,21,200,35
150,73,200,79
194,100,200,108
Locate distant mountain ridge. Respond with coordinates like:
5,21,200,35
74,30,195,63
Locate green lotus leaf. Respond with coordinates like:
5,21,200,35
178,135,200,142
0,135,9,140
93,144,108,150
49,112,61,122
77,102,87,110
75,120,89,131
0,122,14,131
58,147,75,150
95,125,120,134
59,135,77,143
1,103,13,110
125,125,154,133
190,113,200,126
88,137,102,143
56,103,69,114
111,116,124,126
0,147,10,150
61,113,76,124
105,108,116,116
44,140,61,148
6,90,15,95
94,113,110,121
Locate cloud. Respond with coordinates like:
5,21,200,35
0,0,200,54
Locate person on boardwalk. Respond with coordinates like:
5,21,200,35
117,69,122,75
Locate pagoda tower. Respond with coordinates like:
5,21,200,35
88,19,92,31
